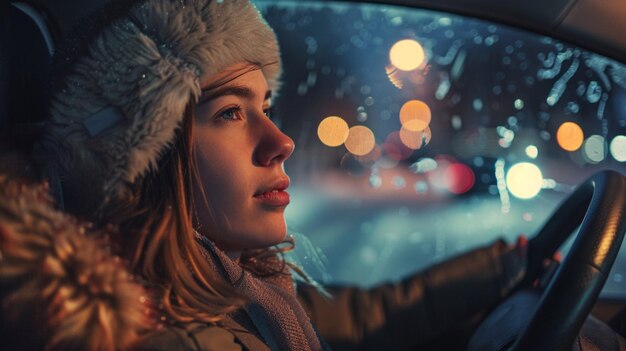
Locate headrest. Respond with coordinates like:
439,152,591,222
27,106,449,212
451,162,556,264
0,2,54,150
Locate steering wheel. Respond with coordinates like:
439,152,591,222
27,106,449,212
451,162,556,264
468,170,626,351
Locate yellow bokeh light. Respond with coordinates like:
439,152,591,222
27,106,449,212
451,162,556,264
399,126,431,150
389,39,426,71
506,162,543,199
318,116,350,147
399,100,431,132
345,126,376,156
556,122,584,151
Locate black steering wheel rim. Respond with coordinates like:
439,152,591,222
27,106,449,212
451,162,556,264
510,170,626,351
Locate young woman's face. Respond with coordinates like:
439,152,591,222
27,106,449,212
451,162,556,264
193,63,294,255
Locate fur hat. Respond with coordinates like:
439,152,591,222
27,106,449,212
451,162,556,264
42,0,281,215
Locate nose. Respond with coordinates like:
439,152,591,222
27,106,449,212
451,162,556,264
254,117,295,167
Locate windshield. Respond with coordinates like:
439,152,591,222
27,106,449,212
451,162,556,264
254,0,626,298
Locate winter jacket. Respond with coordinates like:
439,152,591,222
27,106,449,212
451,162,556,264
136,240,519,351
0,176,522,351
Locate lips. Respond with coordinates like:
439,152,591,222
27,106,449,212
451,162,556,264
253,178,290,207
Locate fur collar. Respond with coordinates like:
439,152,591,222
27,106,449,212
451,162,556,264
0,176,152,350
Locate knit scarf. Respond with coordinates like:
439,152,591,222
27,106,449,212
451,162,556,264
196,235,324,351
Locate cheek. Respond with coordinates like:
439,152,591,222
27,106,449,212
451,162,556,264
194,136,254,216
196,143,239,198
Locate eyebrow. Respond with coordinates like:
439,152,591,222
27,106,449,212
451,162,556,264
199,85,272,104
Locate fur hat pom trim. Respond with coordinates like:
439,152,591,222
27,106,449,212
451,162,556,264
0,177,154,351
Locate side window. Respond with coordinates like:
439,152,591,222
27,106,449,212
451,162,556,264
256,1,626,296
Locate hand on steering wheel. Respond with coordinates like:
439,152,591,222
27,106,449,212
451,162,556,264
468,170,626,351
512,234,563,290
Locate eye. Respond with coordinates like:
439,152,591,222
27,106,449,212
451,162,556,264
217,106,242,121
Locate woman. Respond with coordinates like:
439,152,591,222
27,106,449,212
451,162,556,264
0,0,528,350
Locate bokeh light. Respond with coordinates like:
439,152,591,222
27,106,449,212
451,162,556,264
610,135,626,162
385,64,403,89
376,155,400,169
506,162,543,199
389,39,426,71
410,158,438,173
399,126,432,150
427,155,454,191
392,176,406,189
583,135,606,163
318,116,350,147
556,122,584,151
399,126,422,149
414,181,428,194
444,163,475,194
345,125,376,156
399,100,431,131
525,145,538,159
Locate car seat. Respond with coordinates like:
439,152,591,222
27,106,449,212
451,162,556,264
0,1,55,179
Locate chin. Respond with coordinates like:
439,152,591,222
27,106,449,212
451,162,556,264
223,219,287,251
260,212,288,241
251,221,288,248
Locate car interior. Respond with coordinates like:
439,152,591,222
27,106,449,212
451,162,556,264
2,0,626,350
